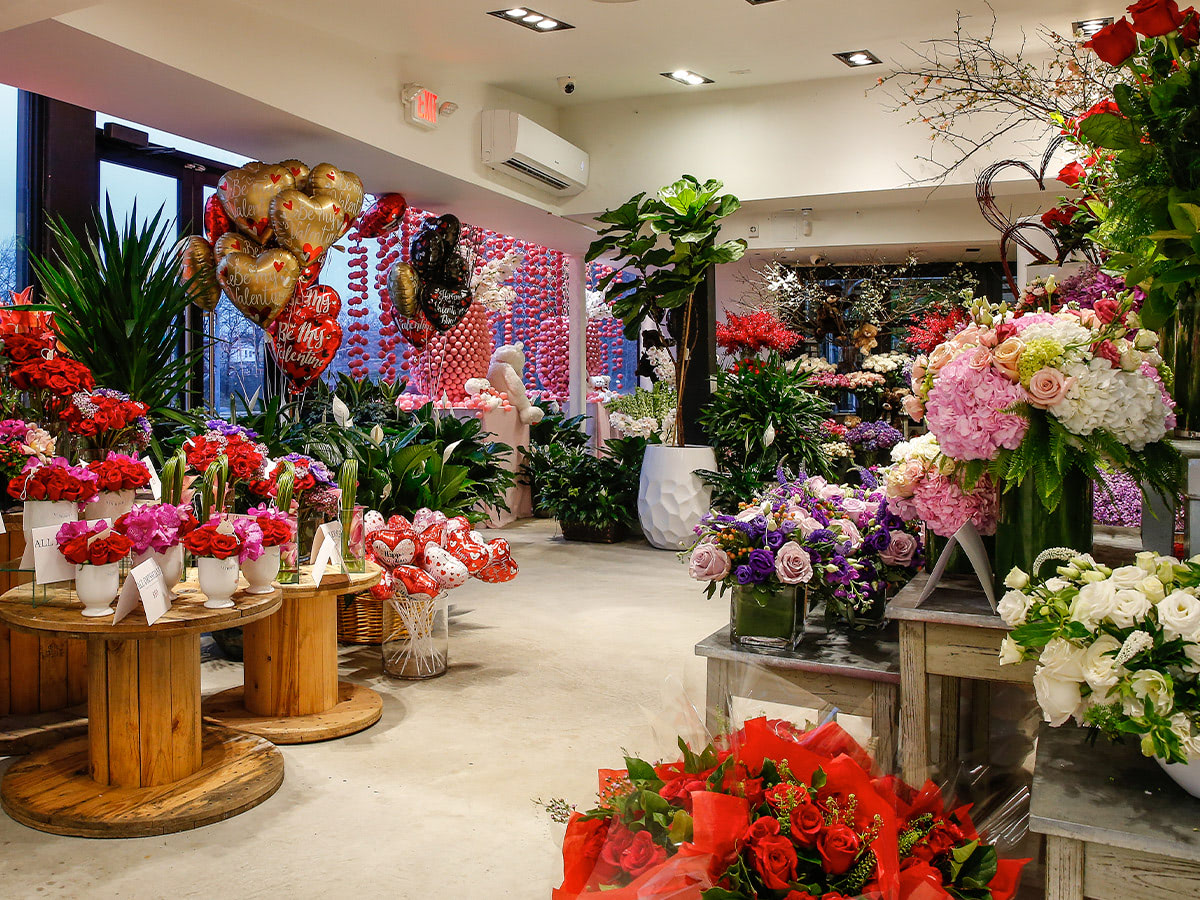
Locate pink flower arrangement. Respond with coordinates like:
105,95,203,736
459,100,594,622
114,503,198,556
924,353,1029,460
912,470,999,537
232,516,265,564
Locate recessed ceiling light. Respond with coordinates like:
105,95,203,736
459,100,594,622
745,0,786,4
662,69,714,86
833,49,881,67
487,8,574,31
965,248,981,253
1073,17,1114,37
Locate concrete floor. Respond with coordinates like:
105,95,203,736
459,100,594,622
0,519,731,899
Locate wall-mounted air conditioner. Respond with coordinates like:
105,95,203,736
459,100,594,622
481,109,589,196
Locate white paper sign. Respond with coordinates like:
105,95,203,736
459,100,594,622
31,524,73,585
112,572,140,624
113,558,172,625
310,521,343,585
20,505,77,566
141,455,162,500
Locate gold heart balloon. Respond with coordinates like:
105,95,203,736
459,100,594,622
277,158,311,192
216,163,295,244
174,236,221,312
308,163,365,236
269,189,345,265
213,231,263,261
386,262,421,317
216,249,300,328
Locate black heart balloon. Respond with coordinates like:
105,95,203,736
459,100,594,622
442,253,471,292
434,214,461,247
420,283,473,332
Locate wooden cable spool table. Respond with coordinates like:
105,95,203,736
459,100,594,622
203,565,382,744
0,579,284,838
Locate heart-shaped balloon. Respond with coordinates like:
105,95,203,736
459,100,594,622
369,526,417,568
269,189,345,265
216,163,295,243
410,226,448,278
204,194,234,245
284,283,342,321
412,522,444,565
423,543,469,590
476,553,518,584
364,509,387,537
442,252,471,291
412,508,446,533
307,163,365,236
213,231,263,261
357,192,407,239
434,213,462,247
277,158,311,191
386,261,421,317
393,564,441,600
174,236,221,312
420,282,473,333
397,308,435,350
216,249,300,328
271,311,342,390
443,529,490,575
298,257,324,289
443,516,471,536
368,567,395,600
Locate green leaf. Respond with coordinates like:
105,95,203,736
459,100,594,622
1010,621,1059,649
1078,112,1143,151
625,757,659,784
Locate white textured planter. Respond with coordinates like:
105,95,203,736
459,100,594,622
84,489,135,523
637,444,716,551
241,545,281,594
74,562,119,617
197,556,239,609
23,500,77,549
1158,753,1200,799
132,545,184,597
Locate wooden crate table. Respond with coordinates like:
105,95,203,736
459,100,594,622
204,565,382,744
0,579,283,838
695,623,900,770
887,573,1035,785
1031,724,1200,900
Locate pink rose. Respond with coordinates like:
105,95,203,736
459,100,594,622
1076,308,1102,328
689,543,730,581
927,344,956,372
1094,298,1120,324
880,531,919,566
793,512,822,537
966,346,993,371
1093,340,1121,368
841,497,868,517
1027,367,1074,409
911,356,927,384
831,519,862,550
775,542,813,585
992,338,1024,382
885,458,925,499
902,395,926,422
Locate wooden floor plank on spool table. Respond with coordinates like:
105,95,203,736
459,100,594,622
278,598,303,716
38,635,68,711
242,611,276,717
0,623,10,717
170,633,201,778
87,640,108,784
65,638,86,705
105,640,141,787
138,638,174,786
8,630,40,715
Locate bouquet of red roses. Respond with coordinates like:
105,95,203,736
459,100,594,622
182,519,242,560
56,519,132,566
248,504,293,548
8,356,94,398
87,453,151,493
7,458,98,503
185,425,268,484
0,331,54,368
61,389,151,449
554,718,1026,900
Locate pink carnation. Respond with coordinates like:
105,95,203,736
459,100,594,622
924,354,1029,461
912,471,999,538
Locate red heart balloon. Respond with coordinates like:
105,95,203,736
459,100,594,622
397,309,435,350
284,283,342,321
298,257,324,289
271,310,342,390
370,526,417,568
476,554,518,583
369,568,396,600
393,564,441,599
204,193,234,245
444,529,490,575
357,192,408,239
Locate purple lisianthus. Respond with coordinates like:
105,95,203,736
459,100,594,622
765,528,786,551
746,548,776,582
735,565,755,585
206,419,259,440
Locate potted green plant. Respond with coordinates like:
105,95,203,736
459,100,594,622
587,176,747,550
536,444,638,543
522,399,589,517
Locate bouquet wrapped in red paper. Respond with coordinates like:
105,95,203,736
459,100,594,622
554,718,1027,900
183,520,242,560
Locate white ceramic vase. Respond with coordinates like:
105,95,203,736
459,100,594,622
637,444,716,551
1157,754,1200,799
197,555,239,609
241,545,280,594
23,499,78,552
75,562,119,617
84,489,135,523
131,545,185,597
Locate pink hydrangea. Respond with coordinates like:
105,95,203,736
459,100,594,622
925,353,1029,460
1010,312,1056,332
1141,361,1177,430
912,471,999,538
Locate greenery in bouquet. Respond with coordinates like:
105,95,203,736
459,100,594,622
554,717,1026,900
998,549,1200,765
252,453,341,517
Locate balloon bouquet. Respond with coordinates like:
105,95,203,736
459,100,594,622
176,159,367,392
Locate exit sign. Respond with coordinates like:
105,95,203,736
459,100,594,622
406,88,439,129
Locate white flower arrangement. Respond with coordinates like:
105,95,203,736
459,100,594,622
789,354,836,375
861,351,913,374
471,250,524,313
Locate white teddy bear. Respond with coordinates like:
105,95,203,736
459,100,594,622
488,342,545,425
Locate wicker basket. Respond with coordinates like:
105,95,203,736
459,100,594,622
337,592,387,644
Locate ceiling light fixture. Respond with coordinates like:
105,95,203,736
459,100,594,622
745,0,786,4
1073,17,1114,37
487,8,574,31
833,49,881,67
662,69,714,86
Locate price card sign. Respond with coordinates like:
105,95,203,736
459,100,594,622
310,521,344,585
30,524,73,585
113,557,172,626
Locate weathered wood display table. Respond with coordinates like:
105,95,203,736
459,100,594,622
204,565,382,744
1031,724,1200,900
695,622,900,770
886,573,1035,785
0,579,283,837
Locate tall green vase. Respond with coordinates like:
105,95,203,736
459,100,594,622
1160,286,1200,437
994,468,1093,591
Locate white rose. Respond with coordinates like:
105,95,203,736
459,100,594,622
1123,669,1174,717
1034,666,1086,726
1045,577,1070,593
1071,580,1119,630
1158,591,1200,643
998,636,1023,666
998,590,1032,627
1004,568,1030,590
1111,588,1153,629
1184,644,1200,673
1110,566,1146,589
1039,638,1087,680
1135,551,1158,573
1170,713,1200,759
1081,635,1123,695
1140,576,1166,603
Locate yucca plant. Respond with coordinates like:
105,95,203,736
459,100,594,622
30,202,206,421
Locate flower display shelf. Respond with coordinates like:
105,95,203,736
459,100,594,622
203,564,382,744
0,512,88,755
0,579,283,838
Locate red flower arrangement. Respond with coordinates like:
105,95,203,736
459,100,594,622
185,432,266,483
56,520,132,566
0,332,54,367
554,718,1027,900
62,392,150,440
7,458,98,503
256,516,292,547
8,356,94,398
904,307,968,355
182,520,242,560
87,453,151,493
717,310,803,356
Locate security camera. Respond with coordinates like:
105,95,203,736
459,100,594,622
810,254,827,266
557,75,576,95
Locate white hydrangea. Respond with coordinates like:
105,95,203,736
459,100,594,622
1020,318,1095,364
609,413,658,439
790,355,836,375
861,351,913,374
1052,358,1120,436
890,432,940,464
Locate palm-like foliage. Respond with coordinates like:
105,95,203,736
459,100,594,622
30,203,205,420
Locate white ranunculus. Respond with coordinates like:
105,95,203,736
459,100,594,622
998,590,1032,627
1111,588,1153,629
1071,580,1119,630
1124,669,1174,718
1039,638,1087,680
998,636,1023,666
1034,666,1086,726
1004,568,1030,590
1081,635,1123,695
1109,566,1146,590
1157,591,1200,643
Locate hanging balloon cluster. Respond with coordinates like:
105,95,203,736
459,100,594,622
176,159,366,393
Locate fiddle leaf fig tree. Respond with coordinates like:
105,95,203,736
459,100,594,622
586,176,746,446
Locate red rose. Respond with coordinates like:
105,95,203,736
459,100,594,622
898,858,945,895
619,830,667,877
764,783,807,810
256,517,293,547
744,817,782,843
790,801,826,846
817,823,862,875
1181,7,1199,44
784,892,820,900
1,333,51,365
1084,17,1139,64
184,526,241,560
1094,297,1122,324
1041,205,1078,229
659,774,706,813
594,823,635,881
748,833,799,890
1057,161,1087,188
1128,0,1184,35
